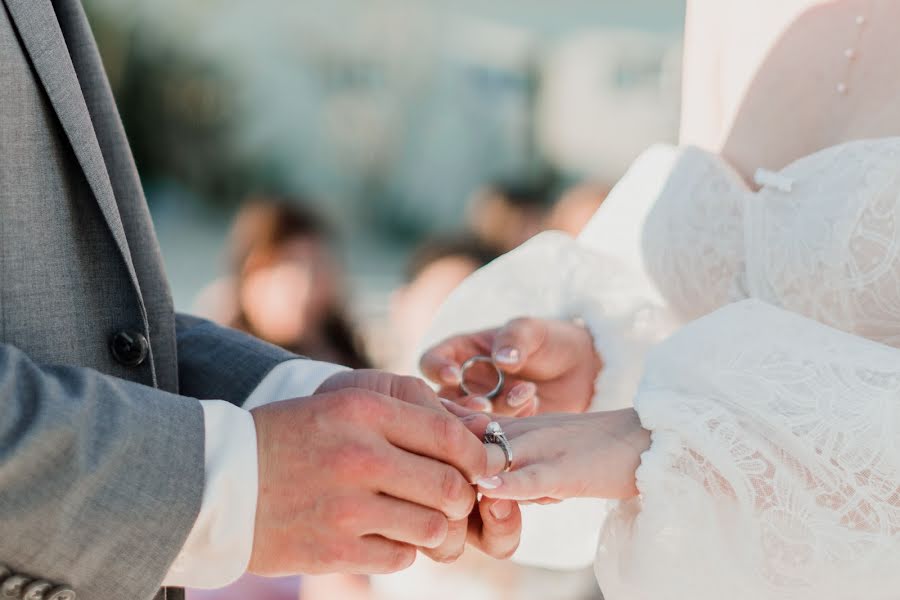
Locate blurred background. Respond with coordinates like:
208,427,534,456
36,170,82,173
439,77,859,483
83,0,685,598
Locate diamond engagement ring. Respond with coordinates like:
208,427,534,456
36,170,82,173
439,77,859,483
483,421,513,472
460,355,505,400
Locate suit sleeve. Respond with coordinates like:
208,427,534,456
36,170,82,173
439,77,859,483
0,341,205,600
174,313,301,406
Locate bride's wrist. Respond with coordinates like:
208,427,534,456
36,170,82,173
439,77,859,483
586,408,650,499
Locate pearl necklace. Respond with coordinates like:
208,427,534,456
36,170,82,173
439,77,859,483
837,4,872,95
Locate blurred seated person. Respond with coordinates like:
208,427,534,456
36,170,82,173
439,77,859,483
466,180,554,252
191,198,370,600
545,181,609,237
196,196,369,368
388,234,500,374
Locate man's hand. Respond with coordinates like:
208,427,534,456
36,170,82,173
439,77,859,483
421,317,602,416
316,370,521,563
248,371,520,575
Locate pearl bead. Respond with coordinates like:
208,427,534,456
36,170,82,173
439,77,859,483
856,15,866,25
844,47,856,59
837,82,848,94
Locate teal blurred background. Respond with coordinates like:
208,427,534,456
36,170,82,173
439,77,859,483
84,0,684,310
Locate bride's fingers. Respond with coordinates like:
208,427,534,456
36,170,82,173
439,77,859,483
476,465,558,501
492,382,539,416
493,318,586,380
484,442,510,476
419,341,465,386
420,330,497,386
491,318,548,375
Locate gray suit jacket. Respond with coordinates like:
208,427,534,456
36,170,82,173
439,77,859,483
0,1,299,598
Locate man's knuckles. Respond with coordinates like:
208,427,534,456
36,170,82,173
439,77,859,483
392,375,437,407
320,496,367,534
322,388,392,423
325,440,388,479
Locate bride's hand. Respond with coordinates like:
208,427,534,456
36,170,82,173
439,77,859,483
458,408,650,502
420,317,602,416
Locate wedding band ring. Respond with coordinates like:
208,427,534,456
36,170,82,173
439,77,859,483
460,355,504,400
483,421,513,472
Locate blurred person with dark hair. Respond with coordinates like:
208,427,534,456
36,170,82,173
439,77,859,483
226,198,370,369
466,180,553,252
191,198,368,600
545,182,609,237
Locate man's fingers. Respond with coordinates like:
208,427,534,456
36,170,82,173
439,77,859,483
377,447,476,520
382,400,488,483
354,495,451,549
421,517,468,563
389,375,444,412
467,498,521,560
347,536,418,575
439,398,479,418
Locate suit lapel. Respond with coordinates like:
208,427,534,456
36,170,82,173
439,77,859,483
3,0,142,304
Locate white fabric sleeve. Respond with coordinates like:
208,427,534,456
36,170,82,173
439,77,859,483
163,359,349,588
596,299,900,600
163,400,258,588
422,144,683,414
420,146,686,569
241,359,351,411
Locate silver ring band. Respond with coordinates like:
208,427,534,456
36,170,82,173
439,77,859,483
484,421,513,472
460,355,505,400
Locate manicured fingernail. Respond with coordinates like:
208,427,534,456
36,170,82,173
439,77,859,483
440,365,462,384
468,396,493,412
506,382,537,407
494,347,520,365
477,476,503,490
489,500,513,520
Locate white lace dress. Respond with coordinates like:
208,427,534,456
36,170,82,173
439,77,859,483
422,139,900,599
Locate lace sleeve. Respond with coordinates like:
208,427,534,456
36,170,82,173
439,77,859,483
421,145,684,412
420,146,685,570
596,299,900,600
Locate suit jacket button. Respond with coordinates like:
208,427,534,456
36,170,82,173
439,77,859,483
22,581,52,600
45,587,76,600
0,574,30,598
110,330,149,367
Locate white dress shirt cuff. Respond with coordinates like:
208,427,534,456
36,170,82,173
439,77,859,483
163,359,349,589
242,359,351,412
163,400,258,588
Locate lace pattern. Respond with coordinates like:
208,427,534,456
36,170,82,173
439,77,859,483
597,300,900,600
424,138,900,593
